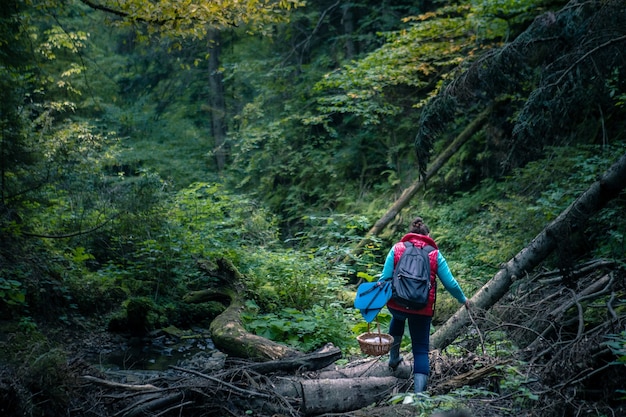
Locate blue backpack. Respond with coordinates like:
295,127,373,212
391,242,435,309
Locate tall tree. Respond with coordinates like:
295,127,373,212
0,1,26,208
77,0,303,170
208,29,227,172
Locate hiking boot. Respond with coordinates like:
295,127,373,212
388,337,402,371
414,373,428,393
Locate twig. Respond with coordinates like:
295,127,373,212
556,362,613,389
154,400,194,417
169,365,272,399
112,393,175,417
467,307,486,356
81,375,160,391
568,288,585,342
552,35,626,87
607,291,617,321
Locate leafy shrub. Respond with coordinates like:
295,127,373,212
0,328,70,417
107,296,160,335
241,247,346,312
239,242,356,351
168,182,279,257
0,278,27,312
242,302,355,352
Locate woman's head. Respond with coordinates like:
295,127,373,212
409,216,430,235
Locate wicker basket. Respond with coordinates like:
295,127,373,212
357,332,394,356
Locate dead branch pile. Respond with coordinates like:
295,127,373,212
64,260,625,417
449,259,626,416
70,344,407,417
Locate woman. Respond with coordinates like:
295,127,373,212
379,217,470,393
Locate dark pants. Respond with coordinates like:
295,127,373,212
388,308,432,375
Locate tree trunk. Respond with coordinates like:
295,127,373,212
430,151,626,350
243,343,342,374
342,2,355,59
208,29,227,172
208,258,301,360
343,107,491,262
209,293,301,360
316,357,412,380
268,376,403,415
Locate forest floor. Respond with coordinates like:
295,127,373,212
41,313,625,417
2,259,625,416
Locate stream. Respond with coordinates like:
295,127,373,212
92,326,227,372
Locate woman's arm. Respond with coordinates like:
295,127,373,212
436,251,467,304
378,248,395,281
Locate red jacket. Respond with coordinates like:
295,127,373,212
387,233,439,316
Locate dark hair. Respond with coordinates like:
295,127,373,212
409,216,430,235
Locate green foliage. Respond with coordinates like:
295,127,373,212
606,330,626,366
19,347,70,414
388,390,472,416
312,5,479,125
0,278,27,309
242,247,346,311
2,0,626,402
226,3,449,220
239,240,356,352
228,107,363,221
0,326,70,416
411,356,538,412
497,363,540,406
286,213,380,260
227,0,556,224
401,143,626,304
97,0,304,38
243,303,355,351
607,67,626,108
169,182,279,256
605,329,626,399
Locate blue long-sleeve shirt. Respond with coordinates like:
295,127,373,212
379,248,467,304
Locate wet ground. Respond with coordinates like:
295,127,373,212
74,325,227,373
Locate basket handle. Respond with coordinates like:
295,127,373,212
366,317,384,346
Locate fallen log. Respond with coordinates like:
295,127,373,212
84,357,408,417
207,257,301,360
242,343,343,374
316,357,412,380
209,291,300,360
266,376,404,416
430,151,626,351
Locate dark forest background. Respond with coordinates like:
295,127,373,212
1,0,625,415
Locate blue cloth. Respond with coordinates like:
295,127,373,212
354,281,393,323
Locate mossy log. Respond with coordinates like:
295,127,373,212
207,258,301,361
209,292,301,360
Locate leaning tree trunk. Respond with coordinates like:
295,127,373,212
430,151,626,350
343,107,491,263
